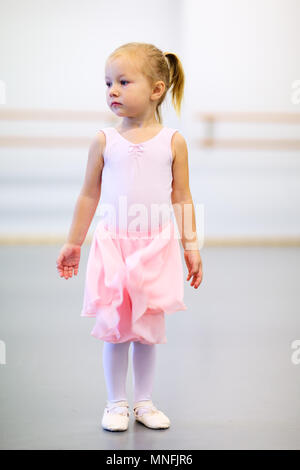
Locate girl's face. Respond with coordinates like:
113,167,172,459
105,55,155,118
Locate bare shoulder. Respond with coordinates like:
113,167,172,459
80,132,106,199
171,131,188,164
88,130,106,168
97,129,106,149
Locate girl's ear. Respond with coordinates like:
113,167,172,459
152,80,166,100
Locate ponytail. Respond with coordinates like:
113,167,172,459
163,52,185,119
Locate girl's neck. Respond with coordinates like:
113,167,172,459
118,119,161,131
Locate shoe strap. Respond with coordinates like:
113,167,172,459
106,400,129,416
133,400,154,409
133,400,159,416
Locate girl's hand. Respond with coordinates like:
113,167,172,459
184,249,203,289
56,243,81,280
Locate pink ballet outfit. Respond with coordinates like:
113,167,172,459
80,126,188,345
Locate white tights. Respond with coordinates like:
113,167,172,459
102,340,156,403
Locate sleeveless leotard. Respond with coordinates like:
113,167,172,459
96,126,178,232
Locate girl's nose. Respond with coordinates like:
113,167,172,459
109,88,119,97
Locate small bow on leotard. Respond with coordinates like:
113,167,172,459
128,144,144,157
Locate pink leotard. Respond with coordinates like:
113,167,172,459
96,126,179,232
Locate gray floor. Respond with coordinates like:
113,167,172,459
0,243,299,449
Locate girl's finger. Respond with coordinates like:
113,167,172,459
56,255,64,267
191,273,199,286
194,273,202,288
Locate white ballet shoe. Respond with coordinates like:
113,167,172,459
101,400,130,431
133,400,170,429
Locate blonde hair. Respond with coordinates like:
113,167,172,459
106,42,185,124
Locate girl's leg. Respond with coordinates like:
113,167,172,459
132,341,156,403
102,341,131,403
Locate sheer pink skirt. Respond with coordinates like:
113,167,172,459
80,218,188,345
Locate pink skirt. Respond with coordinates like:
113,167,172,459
80,218,188,344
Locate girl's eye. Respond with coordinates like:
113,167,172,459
105,80,129,87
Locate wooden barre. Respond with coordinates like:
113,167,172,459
198,138,300,150
195,112,300,149
195,111,300,123
0,108,114,121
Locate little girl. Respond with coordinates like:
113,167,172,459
56,42,203,432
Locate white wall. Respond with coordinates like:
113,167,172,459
181,0,300,237
0,0,299,239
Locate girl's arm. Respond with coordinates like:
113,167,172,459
171,132,199,251
66,132,105,246
171,132,203,289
